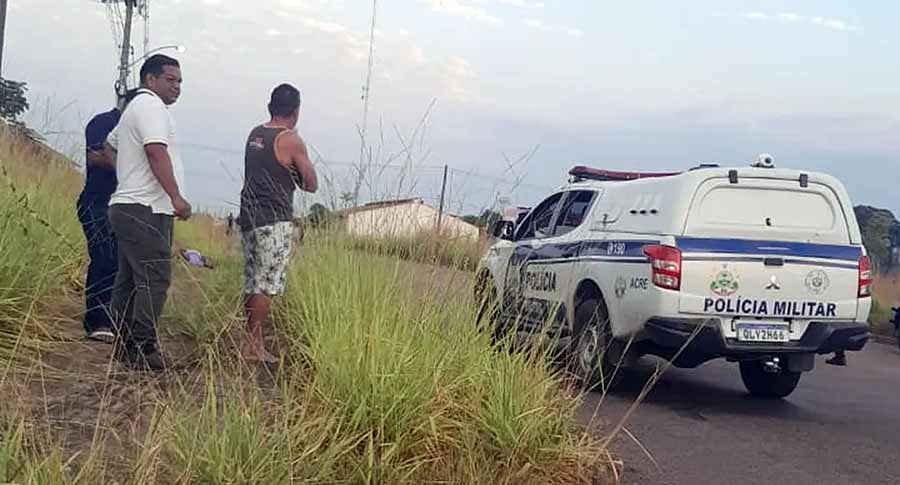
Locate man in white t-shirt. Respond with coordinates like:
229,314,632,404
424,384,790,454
106,54,191,371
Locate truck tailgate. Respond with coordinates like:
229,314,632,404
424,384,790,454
677,238,861,320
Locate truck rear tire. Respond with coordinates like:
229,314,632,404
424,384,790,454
739,360,802,399
569,298,619,393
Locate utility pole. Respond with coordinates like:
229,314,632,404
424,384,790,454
0,0,8,80
437,164,448,231
116,0,135,96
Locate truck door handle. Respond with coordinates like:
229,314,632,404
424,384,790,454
764,257,784,267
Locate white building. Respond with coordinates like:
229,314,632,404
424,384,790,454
337,198,480,242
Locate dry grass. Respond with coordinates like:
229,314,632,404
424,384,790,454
0,128,618,483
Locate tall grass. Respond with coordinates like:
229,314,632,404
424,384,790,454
0,128,613,484
277,236,600,483
0,129,84,367
332,229,488,272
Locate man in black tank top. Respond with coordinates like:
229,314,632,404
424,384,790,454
238,83,318,363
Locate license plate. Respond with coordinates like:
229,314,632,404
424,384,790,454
735,322,790,343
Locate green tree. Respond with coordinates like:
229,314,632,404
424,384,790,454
339,192,354,208
306,203,335,227
478,209,501,229
461,214,480,226
0,77,41,142
0,78,30,120
855,205,900,272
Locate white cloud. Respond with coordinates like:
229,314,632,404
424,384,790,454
266,28,284,37
474,0,543,8
741,12,862,33
422,0,503,25
299,18,369,63
304,18,349,34
808,16,863,32
524,18,550,31
278,0,311,8
411,45,426,65
523,18,585,37
819,18,861,32
441,56,478,102
778,12,803,23
447,56,475,79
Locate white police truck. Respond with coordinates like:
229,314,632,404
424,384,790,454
476,156,872,398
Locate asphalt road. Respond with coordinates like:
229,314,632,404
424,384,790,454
580,341,900,485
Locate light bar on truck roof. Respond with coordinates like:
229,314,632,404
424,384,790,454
568,166,682,182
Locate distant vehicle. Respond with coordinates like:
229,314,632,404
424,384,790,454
892,307,900,351
477,155,872,399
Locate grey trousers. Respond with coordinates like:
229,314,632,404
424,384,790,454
108,203,173,350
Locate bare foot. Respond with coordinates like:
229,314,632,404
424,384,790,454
258,348,279,364
241,342,279,364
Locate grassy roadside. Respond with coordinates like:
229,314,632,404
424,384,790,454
0,128,615,483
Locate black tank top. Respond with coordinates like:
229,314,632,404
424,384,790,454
238,125,296,231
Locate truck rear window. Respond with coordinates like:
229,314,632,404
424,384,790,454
700,187,835,229
685,180,850,244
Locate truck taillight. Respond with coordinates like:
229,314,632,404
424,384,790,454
859,255,873,298
643,245,682,291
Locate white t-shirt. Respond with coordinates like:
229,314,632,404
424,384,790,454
108,89,185,215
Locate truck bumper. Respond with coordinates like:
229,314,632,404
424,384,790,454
644,318,870,359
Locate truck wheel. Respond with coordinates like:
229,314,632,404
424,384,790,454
569,298,618,393
739,361,802,399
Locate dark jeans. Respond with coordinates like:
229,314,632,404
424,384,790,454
76,199,118,334
108,204,174,351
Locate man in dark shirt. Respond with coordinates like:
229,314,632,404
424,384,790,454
76,88,138,343
238,83,317,362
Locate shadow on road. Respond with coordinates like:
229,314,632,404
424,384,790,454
596,358,822,423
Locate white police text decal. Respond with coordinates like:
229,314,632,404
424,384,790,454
703,298,838,318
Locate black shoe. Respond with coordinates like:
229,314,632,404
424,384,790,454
131,348,168,372
114,343,167,372
826,353,847,367
113,341,138,363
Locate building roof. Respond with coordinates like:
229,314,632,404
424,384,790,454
333,197,479,230
334,197,425,216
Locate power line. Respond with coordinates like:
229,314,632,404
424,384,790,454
178,141,557,192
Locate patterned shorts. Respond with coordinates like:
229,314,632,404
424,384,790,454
241,221,294,296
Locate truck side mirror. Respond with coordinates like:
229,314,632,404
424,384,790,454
491,220,514,240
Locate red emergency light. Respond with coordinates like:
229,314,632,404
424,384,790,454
568,165,682,182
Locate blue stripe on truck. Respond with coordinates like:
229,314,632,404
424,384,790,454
675,237,862,262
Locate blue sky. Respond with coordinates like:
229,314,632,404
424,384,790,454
4,0,898,216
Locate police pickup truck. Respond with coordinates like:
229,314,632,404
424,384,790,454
476,156,872,399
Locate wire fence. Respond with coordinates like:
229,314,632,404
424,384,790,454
179,141,559,220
